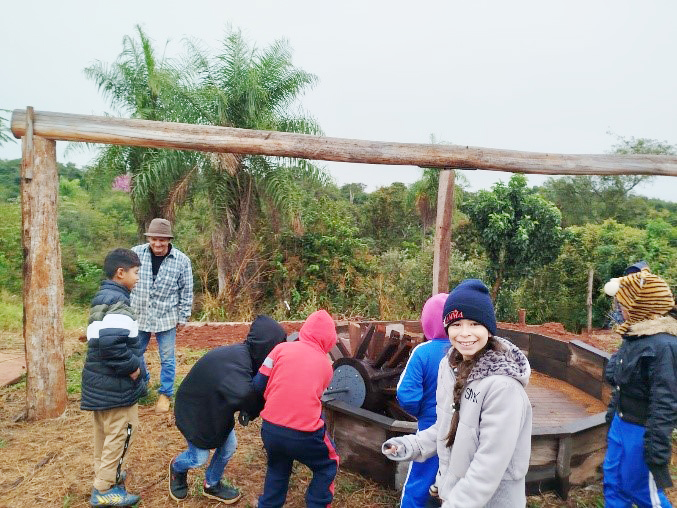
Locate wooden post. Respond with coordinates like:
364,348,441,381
555,435,572,500
586,266,594,333
432,169,455,295
21,107,67,420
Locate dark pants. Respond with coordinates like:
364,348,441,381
258,420,339,508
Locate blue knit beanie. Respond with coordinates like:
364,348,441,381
443,279,496,336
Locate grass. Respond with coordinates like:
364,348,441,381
0,288,88,336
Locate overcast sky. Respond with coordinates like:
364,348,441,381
2,0,676,201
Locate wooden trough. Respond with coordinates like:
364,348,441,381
322,321,611,500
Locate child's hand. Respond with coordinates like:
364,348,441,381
130,368,140,381
383,444,400,455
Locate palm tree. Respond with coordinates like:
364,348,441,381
86,27,326,304
179,30,326,303
85,25,197,229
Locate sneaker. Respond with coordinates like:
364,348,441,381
90,485,140,506
168,460,188,501
203,480,242,504
155,394,171,413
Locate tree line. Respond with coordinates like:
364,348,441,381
1,26,675,332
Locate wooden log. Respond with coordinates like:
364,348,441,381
11,109,677,176
21,129,67,420
432,169,454,294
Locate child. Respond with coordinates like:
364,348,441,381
169,315,287,503
602,270,676,507
396,293,449,508
253,309,340,508
81,248,146,507
382,279,532,507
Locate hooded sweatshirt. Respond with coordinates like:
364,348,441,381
386,337,532,508
174,315,286,449
258,309,337,431
397,293,450,427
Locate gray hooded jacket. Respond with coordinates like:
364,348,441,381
384,337,532,507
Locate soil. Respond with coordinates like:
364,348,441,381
0,322,673,507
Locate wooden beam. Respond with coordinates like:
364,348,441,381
21,125,67,420
11,109,677,176
432,169,454,295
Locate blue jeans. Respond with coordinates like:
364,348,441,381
173,430,237,487
138,328,176,397
259,421,339,508
603,414,672,508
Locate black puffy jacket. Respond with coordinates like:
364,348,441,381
604,314,677,489
80,280,147,410
174,315,286,449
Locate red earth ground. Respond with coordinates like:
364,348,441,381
177,320,621,353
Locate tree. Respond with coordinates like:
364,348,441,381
539,136,675,227
85,25,195,229
360,182,420,252
86,27,326,304
0,110,14,147
462,174,564,301
177,30,326,302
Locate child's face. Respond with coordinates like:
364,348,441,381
447,319,489,360
116,266,140,291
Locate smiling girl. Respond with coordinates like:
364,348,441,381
382,279,533,507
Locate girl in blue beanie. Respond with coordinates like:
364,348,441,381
383,279,533,507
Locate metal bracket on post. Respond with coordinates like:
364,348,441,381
22,107,35,181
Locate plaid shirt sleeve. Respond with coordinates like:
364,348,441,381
131,244,194,332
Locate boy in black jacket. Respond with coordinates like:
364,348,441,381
81,248,146,507
603,269,676,507
169,315,287,503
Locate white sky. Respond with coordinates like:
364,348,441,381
2,0,676,201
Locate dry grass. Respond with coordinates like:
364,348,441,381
0,335,398,508
0,332,674,507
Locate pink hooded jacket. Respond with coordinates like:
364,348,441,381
259,310,337,431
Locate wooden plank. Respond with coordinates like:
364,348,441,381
11,110,677,176
529,334,571,362
569,449,606,485
339,337,352,356
21,131,67,420
569,340,610,380
348,322,362,358
385,341,413,369
354,324,375,360
373,337,400,369
497,328,530,351
529,436,558,466
367,324,387,360
529,355,568,380
432,169,454,294
567,366,603,399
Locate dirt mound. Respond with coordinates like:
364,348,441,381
177,321,304,350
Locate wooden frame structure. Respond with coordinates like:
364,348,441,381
10,107,677,419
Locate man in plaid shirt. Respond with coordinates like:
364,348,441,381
131,218,193,413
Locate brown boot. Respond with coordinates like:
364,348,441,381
155,394,171,413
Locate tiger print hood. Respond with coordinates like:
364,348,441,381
466,336,531,387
